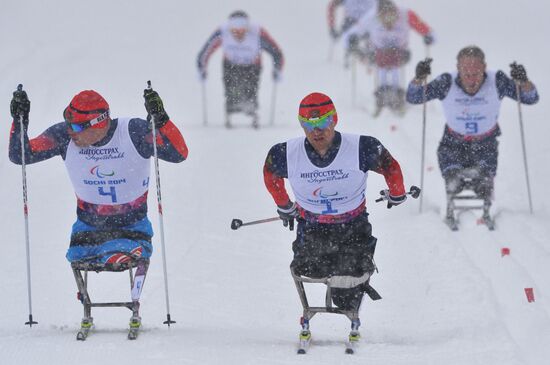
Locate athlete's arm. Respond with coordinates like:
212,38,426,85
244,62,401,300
407,73,452,104
9,121,70,164
263,142,290,206
495,70,539,104
197,28,223,72
327,0,344,32
407,10,432,36
360,136,405,196
129,118,188,162
260,28,284,73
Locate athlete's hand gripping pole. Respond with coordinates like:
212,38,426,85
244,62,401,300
376,186,422,206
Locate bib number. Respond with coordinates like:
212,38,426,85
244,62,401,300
465,122,478,135
321,199,338,214
98,186,117,203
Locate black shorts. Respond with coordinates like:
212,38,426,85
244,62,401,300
222,61,260,112
291,213,376,280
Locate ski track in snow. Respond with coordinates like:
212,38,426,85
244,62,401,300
1,0,549,364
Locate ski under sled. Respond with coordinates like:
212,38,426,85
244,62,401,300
445,169,495,231
291,267,381,355
445,196,495,231
225,102,259,129
71,256,149,340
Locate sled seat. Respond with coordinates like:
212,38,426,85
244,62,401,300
71,257,144,273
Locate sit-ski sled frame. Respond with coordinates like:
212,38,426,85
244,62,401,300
71,256,149,340
446,169,494,231
290,267,381,354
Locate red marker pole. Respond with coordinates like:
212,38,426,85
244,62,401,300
524,288,535,303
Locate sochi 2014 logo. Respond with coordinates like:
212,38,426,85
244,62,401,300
90,165,115,178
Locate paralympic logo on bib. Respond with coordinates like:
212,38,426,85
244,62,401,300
313,187,338,198
90,165,115,179
311,187,342,214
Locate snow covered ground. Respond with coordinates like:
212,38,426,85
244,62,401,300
1,0,549,364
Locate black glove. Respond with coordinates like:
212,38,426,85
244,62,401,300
415,58,432,80
272,69,282,82
347,34,360,53
277,201,298,231
11,87,31,127
510,62,528,82
423,33,434,46
380,190,407,209
143,89,170,129
330,27,339,40
198,68,207,81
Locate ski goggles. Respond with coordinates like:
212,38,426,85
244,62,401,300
65,110,110,132
298,109,335,132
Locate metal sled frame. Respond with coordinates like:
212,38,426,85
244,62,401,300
225,108,258,129
446,169,493,230
290,268,360,323
71,258,149,320
447,194,490,214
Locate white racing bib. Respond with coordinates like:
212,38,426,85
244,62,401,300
344,0,376,21
64,118,150,205
220,23,261,65
442,71,502,136
287,134,367,215
362,8,410,49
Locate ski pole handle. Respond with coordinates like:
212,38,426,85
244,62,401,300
145,80,153,122
376,186,421,203
231,217,280,230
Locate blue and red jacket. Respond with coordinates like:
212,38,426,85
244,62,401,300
407,71,539,140
197,26,284,73
264,132,405,222
407,71,539,105
9,118,188,228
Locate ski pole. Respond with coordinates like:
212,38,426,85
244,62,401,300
418,58,432,213
514,79,533,214
351,55,357,107
328,39,335,63
201,80,208,126
145,81,176,326
230,217,280,230
15,84,38,327
269,81,278,126
375,185,422,203
418,78,427,213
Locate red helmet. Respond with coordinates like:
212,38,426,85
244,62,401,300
298,92,338,125
63,90,110,128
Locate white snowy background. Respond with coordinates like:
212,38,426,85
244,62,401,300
1,0,549,364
